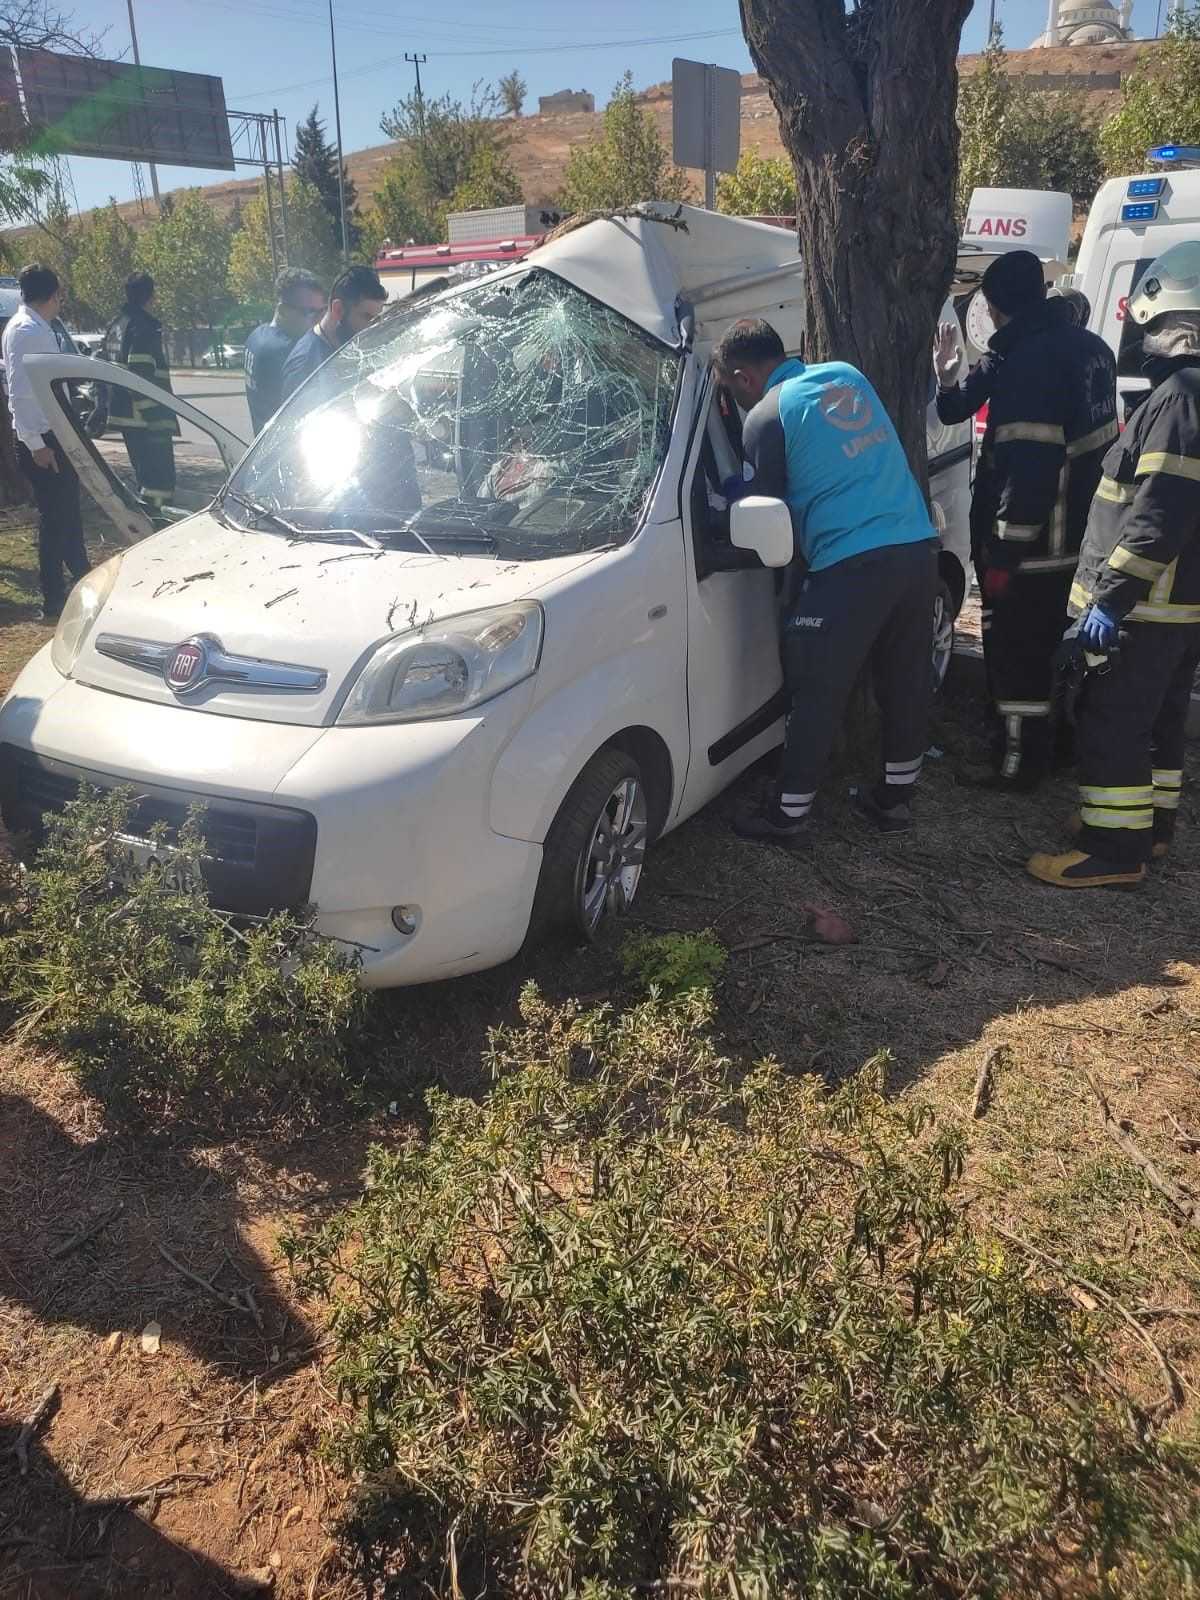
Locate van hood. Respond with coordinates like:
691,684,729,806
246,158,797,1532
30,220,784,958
71,512,599,726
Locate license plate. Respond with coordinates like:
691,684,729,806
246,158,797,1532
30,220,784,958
113,834,201,895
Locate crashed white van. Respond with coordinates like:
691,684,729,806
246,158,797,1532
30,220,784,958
0,206,971,986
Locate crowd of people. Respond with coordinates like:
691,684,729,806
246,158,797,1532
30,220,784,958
3,236,1198,897
717,240,1200,892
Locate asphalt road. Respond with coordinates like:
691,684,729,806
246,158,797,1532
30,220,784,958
171,371,253,458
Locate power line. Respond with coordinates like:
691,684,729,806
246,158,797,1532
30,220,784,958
228,26,742,102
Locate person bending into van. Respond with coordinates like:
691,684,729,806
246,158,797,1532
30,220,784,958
101,273,179,519
712,318,938,845
1027,240,1200,889
934,250,1116,790
280,264,387,404
1,263,90,619
244,267,325,433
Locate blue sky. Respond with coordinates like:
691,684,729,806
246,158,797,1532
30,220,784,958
59,0,1138,214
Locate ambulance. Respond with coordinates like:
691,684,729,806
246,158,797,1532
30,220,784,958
1067,150,1200,419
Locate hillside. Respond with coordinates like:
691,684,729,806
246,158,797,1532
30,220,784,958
3,42,1160,244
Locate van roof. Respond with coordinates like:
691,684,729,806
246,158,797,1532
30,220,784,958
523,204,805,350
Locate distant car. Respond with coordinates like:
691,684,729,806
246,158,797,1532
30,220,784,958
69,331,105,358
200,344,246,370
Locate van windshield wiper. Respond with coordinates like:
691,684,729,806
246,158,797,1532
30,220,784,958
223,489,383,552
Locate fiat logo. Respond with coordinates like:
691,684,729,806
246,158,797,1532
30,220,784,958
165,638,208,694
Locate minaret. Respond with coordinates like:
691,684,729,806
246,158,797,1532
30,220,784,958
1044,0,1061,45
1119,0,1133,34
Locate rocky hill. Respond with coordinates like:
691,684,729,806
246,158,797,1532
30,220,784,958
5,43,1159,240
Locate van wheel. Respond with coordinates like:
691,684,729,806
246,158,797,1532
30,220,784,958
932,577,955,693
533,748,649,943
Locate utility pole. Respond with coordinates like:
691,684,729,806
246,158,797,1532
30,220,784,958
328,0,349,262
405,51,427,142
126,0,160,206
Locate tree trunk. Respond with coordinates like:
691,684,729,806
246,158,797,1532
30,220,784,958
739,0,972,478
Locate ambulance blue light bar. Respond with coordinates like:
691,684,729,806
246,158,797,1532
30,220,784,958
1127,177,1166,197
1148,144,1200,165
1122,201,1160,221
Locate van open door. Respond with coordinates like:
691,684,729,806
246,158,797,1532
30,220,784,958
24,352,247,544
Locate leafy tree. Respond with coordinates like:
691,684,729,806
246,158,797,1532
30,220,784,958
292,104,360,254
498,69,527,118
379,83,519,240
1100,8,1200,178
74,199,137,328
717,148,797,216
228,178,340,306
559,73,688,213
448,140,524,215
135,188,231,361
18,182,85,319
957,36,1101,217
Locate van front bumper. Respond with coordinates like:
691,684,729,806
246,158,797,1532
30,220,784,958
0,647,542,987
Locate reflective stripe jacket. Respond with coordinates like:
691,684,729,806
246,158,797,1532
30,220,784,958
1072,357,1200,625
936,298,1117,575
101,305,179,434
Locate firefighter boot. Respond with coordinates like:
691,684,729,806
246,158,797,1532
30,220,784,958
1066,810,1168,860
854,783,911,834
1025,849,1147,889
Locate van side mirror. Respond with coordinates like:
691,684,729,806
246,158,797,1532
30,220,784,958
729,496,794,569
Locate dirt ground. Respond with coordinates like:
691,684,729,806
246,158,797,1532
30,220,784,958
2,509,1200,1597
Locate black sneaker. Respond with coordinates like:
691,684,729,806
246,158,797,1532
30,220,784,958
732,799,810,849
855,787,911,834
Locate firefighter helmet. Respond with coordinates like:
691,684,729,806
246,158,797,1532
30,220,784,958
1129,240,1200,325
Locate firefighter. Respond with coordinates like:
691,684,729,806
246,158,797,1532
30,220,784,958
1028,239,1200,888
934,250,1117,789
100,273,179,518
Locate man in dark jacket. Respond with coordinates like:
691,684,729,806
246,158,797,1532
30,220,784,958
101,273,179,518
935,250,1117,789
244,266,324,433
280,263,387,405
1028,240,1200,888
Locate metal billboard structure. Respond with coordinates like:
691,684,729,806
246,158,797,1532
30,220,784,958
0,48,294,275
2,48,235,170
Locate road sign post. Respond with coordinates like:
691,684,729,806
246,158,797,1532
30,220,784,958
672,58,740,211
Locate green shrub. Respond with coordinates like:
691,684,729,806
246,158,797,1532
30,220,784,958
288,981,1200,1599
620,928,726,997
0,787,366,1104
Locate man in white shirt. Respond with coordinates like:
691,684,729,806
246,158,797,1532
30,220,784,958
2,264,89,619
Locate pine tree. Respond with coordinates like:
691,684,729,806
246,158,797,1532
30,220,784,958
292,105,360,253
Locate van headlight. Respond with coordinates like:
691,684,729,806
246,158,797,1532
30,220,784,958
338,601,543,725
50,555,123,677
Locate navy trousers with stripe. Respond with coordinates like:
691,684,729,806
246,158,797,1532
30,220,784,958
777,539,937,816
1076,622,1200,863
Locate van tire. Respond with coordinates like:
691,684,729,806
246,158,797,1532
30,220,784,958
529,747,649,946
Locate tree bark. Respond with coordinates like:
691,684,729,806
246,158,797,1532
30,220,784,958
739,0,973,478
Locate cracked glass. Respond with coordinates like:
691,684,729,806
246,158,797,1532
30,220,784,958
223,269,678,559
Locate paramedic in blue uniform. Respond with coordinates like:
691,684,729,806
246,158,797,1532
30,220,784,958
711,317,939,845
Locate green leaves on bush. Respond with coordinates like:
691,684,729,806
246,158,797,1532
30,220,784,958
0,788,365,1105
619,927,726,997
288,976,1200,1599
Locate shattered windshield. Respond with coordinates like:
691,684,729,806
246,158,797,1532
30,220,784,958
225,269,678,558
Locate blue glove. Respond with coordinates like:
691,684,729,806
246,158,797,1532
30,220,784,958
1079,604,1120,653
721,473,749,504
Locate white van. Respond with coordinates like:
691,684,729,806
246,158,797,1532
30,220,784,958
1069,166,1200,418
0,206,971,987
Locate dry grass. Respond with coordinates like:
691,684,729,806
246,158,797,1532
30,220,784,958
1,515,1199,1594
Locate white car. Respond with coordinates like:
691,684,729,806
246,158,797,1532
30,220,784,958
0,206,972,988
200,343,246,369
